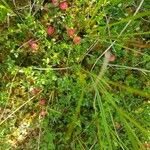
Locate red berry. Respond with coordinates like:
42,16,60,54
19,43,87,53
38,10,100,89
51,0,58,6
109,54,116,62
29,41,39,51
39,98,46,106
67,28,75,37
105,51,116,62
73,36,81,45
30,87,41,95
31,43,38,50
40,110,47,117
59,1,68,10
47,26,55,36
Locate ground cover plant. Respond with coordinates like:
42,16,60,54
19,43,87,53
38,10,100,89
0,0,150,149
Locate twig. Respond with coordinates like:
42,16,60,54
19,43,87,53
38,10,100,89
89,138,97,150
108,64,150,74
33,67,72,71
30,0,36,14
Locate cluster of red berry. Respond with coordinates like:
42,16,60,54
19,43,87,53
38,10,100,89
29,1,81,51
30,87,47,117
47,1,81,44
47,26,81,44
39,98,47,117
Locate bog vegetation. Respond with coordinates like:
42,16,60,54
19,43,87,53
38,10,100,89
0,0,150,149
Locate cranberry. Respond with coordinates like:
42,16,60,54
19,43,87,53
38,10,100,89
105,52,116,62
47,26,55,36
109,54,116,62
30,87,41,95
51,0,58,6
39,98,46,106
73,36,81,45
59,1,68,10
40,110,47,117
29,41,39,52
67,28,76,37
